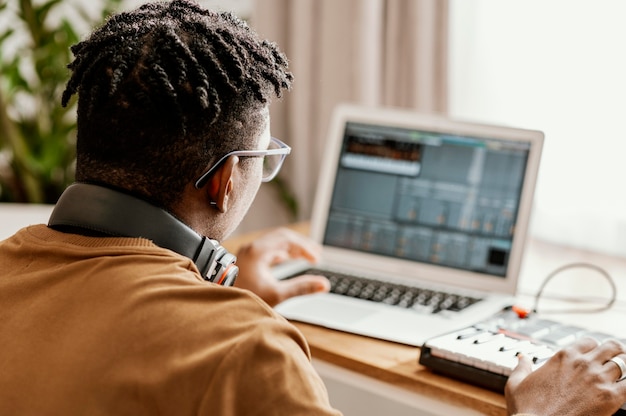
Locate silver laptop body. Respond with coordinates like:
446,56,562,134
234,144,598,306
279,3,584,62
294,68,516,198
274,104,544,346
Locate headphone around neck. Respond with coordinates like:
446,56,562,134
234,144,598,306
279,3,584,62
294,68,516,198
48,183,239,286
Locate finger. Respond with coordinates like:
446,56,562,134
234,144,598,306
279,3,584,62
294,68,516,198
568,336,600,354
268,246,316,266
238,228,321,259
275,275,330,304
506,353,533,392
605,354,626,383
283,233,322,262
269,250,291,265
590,339,626,363
258,229,322,263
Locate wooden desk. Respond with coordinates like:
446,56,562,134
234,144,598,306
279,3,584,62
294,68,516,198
224,222,626,416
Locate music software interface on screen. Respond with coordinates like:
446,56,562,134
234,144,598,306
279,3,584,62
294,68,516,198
323,122,531,277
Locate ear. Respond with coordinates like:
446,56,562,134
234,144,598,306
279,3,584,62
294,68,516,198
206,155,239,213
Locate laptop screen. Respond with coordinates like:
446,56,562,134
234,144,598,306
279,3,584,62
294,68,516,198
322,121,533,279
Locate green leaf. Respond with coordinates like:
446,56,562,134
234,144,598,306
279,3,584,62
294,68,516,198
33,0,63,27
60,19,79,45
0,28,14,44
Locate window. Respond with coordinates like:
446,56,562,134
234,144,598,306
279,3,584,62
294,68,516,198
449,0,626,257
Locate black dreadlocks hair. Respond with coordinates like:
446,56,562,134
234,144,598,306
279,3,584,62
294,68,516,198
61,0,293,210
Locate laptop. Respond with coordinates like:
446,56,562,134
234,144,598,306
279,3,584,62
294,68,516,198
273,104,544,346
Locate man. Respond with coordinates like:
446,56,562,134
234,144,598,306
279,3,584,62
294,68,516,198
1,1,335,414
0,1,625,415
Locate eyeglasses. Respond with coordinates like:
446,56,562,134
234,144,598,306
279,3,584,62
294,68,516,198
194,137,291,189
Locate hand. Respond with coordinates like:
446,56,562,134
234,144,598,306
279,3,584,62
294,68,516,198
505,337,626,416
232,227,330,307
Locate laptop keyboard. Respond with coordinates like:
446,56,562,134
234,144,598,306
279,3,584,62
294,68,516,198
300,268,483,314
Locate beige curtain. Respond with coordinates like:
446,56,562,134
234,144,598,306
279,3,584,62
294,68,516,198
236,0,448,234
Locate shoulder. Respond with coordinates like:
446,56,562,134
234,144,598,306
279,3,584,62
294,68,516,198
119,278,308,354
200,302,340,415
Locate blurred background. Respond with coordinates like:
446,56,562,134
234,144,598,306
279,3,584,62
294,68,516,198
1,0,625,259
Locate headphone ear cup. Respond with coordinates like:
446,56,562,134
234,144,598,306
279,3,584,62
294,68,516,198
211,248,239,287
198,240,238,287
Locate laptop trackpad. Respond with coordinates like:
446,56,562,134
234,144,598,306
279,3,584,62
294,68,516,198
277,295,376,325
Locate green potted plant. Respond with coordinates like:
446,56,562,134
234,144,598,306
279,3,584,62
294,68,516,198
0,0,122,203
